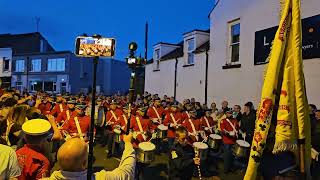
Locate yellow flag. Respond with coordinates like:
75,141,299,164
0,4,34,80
244,0,310,179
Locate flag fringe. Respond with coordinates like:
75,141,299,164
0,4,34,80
272,141,297,154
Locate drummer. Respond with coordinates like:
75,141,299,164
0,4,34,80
201,109,216,136
163,103,183,149
182,110,202,144
147,98,165,127
168,126,200,180
61,103,91,141
220,109,240,174
130,106,154,148
55,98,77,126
103,100,123,157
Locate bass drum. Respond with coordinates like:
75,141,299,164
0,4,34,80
137,142,156,164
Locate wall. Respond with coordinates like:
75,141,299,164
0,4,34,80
208,0,320,108
145,59,176,97
176,52,207,103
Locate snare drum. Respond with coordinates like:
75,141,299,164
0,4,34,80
207,134,222,150
113,129,121,143
193,142,208,161
232,140,250,158
137,142,156,164
156,124,168,139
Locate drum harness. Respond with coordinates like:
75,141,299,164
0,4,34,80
225,118,238,138
135,116,146,141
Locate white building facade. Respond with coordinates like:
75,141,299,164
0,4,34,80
145,30,209,103
208,0,320,107
145,0,320,107
0,48,12,88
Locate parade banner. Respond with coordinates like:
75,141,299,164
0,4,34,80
244,0,311,179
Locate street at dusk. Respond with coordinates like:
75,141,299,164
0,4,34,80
0,0,320,180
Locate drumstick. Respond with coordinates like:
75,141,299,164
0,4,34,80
194,148,202,180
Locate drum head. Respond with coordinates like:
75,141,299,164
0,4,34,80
236,140,250,147
193,142,208,150
157,124,168,130
139,142,156,151
210,134,222,140
114,129,121,134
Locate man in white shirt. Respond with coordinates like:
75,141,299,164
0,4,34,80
43,133,135,180
0,144,21,180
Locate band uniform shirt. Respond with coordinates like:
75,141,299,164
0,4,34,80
168,142,195,180
105,109,123,130
56,110,77,124
163,112,183,138
182,118,202,143
38,102,52,115
61,115,91,137
16,144,50,180
0,144,21,180
220,118,239,145
50,103,67,117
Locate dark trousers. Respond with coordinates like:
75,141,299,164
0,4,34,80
223,144,234,172
104,130,114,154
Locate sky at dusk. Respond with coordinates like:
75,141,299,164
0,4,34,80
0,0,214,60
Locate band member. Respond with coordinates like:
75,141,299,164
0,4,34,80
163,104,183,148
220,109,240,173
102,101,123,157
168,126,200,180
61,103,91,141
50,95,67,117
38,96,53,115
130,106,154,148
16,119,51,179
55,99,77,125
182,110,202,144
147,98,165,126
201,110,216,136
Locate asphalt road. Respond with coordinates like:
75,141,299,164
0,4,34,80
88,144,245,180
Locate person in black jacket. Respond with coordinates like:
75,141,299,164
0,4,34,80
168,126,200,180
240,102,256,144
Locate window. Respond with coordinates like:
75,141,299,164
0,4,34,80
30,81,43,92
47,58,65,72
3,58,10,72
154,49,160,70
44,81,56,92
31,59,41,72
61,82,67,93
15,60,25,72
16,82,23,92
187,38,195,64
229,21,240,64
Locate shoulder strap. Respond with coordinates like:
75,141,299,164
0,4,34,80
110,110,118,121
170,113,178,125
74,117,84,140
135,117,144,133
152,107,161,119
204,117,213,133
188,119,198,141
225,118,237,132
59,104,63,113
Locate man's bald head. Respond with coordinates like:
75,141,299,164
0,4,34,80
57,138,88,172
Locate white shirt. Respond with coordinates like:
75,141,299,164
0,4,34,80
0,144,21,179
43,143,135,180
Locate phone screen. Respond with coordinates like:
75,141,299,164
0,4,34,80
75,36,115,57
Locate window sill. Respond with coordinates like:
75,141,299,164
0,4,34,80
182,64,195,67
222,64,241,69
153,69,160,72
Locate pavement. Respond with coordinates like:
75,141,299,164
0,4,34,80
52,143,246,180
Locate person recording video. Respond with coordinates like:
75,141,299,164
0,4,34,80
43,133,135,180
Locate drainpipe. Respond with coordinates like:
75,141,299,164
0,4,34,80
174,58,178,100
205,50,209,105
